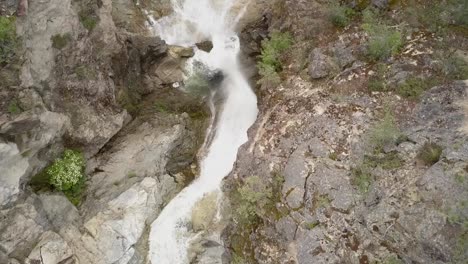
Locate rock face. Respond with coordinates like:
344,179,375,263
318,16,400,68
0,0,208,263
223,1,468,264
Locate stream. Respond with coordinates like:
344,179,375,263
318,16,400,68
147,0,258,263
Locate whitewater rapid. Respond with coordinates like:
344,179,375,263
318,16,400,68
147,0,258,263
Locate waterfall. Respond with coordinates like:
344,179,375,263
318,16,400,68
147,0,258,263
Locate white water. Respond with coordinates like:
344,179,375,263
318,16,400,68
147,0,258,263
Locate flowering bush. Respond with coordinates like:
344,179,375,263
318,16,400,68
47,150,85,191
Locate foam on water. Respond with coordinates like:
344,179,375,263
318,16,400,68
147,0,258,263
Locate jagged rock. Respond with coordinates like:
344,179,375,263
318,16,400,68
169,45,195,58
0,199,45,259
0,142,28,207
332,42,355,69
152,54,186,84
0,111,69,206
25,231,74,264
17,0,80,88
66,106,128,157
308,48,338,79
196,41,214,52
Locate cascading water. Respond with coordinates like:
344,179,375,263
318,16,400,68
147,0,258,263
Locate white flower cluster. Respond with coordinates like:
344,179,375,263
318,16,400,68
48,150,85,191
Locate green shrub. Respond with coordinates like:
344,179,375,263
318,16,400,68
362,9,403,61
51,33,71,50
417,142,443,166
351,165,373,193
234,176,273,225
0,16,17,64
79,10,99,31
47,149,85,191
414,0,468,33
396,77,433,99
329,3,355,28
257,31,292,86
368,63,388,92
441,54,468,80
7,100,21,114
369,111,402,152
364,151,404,170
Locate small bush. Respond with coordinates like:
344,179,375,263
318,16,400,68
362,9,403,61
48,149,85,191
396,77,433,99
369,111,401,152
368,63,388,92
351,165,373,193
51,33,71,50
79,10,99,31
364,152,404,170
257,32,292,86
0,16,17,64
417,142,443,166
7,100,21,114
234,176,273,225
441,54,468,80
329,3,355,28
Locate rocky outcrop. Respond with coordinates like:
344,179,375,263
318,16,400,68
0,0,208,263
223,1,468,264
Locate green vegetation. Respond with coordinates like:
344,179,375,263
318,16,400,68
351,165,373,193
79,9,99,31
364,152,404,170
48,150,85,191
51,33,71,50
414,0,468,33
328,152,338,161
362,8,403,61
7,100,21,114
75,65,97,80
30,149,86,206
234,176,273,225
257,31,292,86
154,101,170,113
368,63,388,92
383,255,403,264
447,201,468,263
0,16,17,65
396,77,434,99
329,3,355,28
368,110,402,153
304,221,320,230
417,142,443,166
440,54,468,80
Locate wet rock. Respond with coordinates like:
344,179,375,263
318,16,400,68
308,48,338,79
196,41,214,52
152,54,186,84
0,142,29,207
191,192,219,232
169,45,195,58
